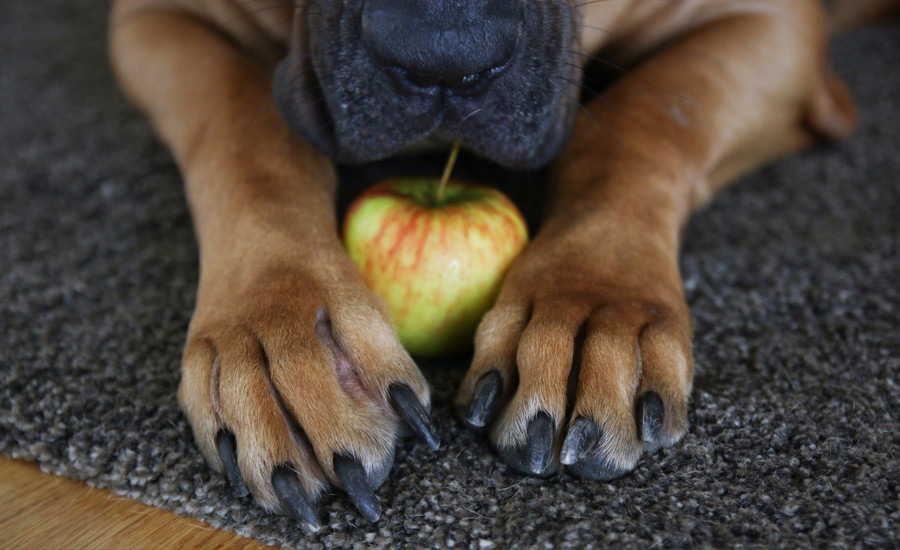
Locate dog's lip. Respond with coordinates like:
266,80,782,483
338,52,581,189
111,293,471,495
384,66,443,97
383,57,513,99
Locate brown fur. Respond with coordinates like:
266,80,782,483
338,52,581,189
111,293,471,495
109,0,858,513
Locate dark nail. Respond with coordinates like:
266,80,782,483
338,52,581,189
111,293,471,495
388,384,440,450
637,391,663,450
333,454,381,522
216,430,249,498
271,465,321,532
465,370,502,428
525,412,555,475
560,416,601,466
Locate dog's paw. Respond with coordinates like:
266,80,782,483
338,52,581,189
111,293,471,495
456,228,692,480
178,264,437,529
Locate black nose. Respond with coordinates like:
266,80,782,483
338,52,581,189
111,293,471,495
361,0,524,93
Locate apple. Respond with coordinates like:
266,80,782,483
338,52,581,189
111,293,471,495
342,176,528,358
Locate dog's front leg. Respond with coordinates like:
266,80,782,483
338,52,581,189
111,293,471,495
109,1,437,527
457,2,855,478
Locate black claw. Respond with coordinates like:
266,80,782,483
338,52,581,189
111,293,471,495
497,411,557,477
271,466,321,532
563,420,633,482
637,391,664,451
388,383,440,451
562,419,634,482
560,416,601,466
525,412,555,475
333,454,381,522
216,430,249,498
465,371,502,429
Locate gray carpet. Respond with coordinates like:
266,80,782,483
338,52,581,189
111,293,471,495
1,1,898,548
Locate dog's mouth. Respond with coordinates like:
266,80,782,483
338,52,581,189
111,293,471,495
274,0,582,170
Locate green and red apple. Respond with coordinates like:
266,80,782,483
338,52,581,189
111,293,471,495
343,177,528,358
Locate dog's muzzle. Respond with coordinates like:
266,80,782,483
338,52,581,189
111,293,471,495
275,0,582,169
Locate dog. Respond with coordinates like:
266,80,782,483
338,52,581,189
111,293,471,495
108,0,884,531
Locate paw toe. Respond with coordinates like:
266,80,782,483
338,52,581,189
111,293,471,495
216,430,250,498
388,383,440,450
560,416,637,481
636,391,664,452
334,454,382,522
271,465,322,532
496,412,558,477
458,370,503,431
559,416,600,466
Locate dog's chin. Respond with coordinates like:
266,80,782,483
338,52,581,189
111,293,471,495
326,120,575,170
358,127,570,170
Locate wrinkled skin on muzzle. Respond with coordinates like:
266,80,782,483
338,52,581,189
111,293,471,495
274,0,583,169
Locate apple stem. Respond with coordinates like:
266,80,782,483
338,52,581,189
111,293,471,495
435,139,462,206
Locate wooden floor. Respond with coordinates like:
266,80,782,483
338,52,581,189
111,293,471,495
0,458,272,549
